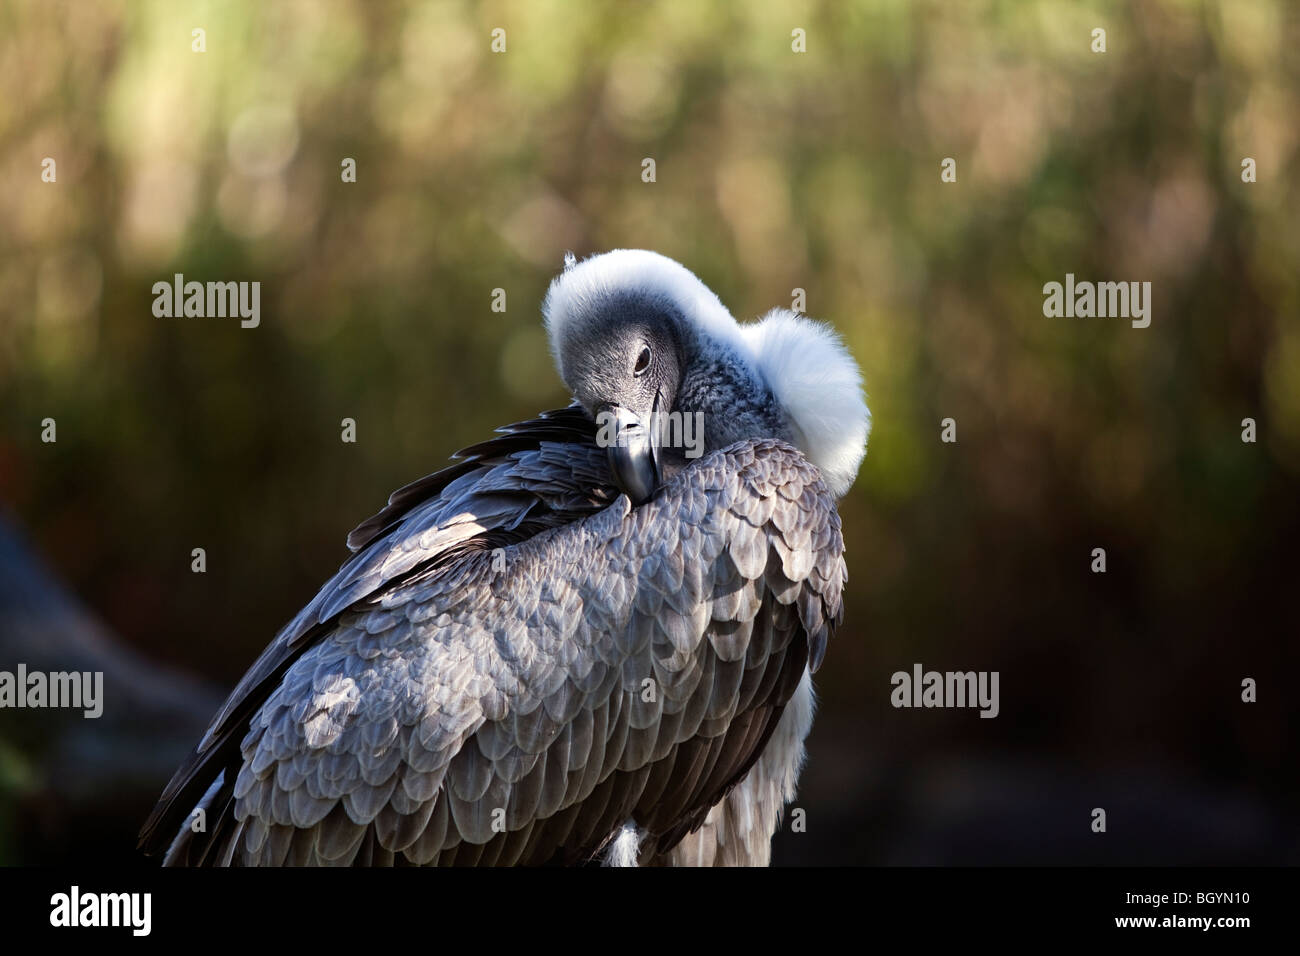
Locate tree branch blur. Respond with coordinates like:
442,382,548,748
0,513,220,863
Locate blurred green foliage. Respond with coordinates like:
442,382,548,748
1,0,1298,858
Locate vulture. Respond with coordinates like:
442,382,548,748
139,249,870,866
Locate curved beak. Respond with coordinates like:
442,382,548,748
599,400,660,505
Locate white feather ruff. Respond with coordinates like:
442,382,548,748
739,309,870,499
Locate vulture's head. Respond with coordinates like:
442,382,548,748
544,249,870,504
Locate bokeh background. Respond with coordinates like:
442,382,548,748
1,0,1297,866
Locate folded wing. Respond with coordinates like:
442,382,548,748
141,411,844,866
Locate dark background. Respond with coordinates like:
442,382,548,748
1,0,1297,865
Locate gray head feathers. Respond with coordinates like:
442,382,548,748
543,249,870,497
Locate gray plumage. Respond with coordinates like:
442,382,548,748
140,249,867,866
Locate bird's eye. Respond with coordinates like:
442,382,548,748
633,346,652,376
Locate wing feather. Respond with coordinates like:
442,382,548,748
142,415,845,867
